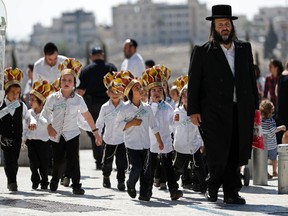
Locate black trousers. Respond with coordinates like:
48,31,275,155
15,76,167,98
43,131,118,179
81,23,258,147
102,142,127,182
50,135,82,189
26,139,50,187
126,148,151,197
206,103,242,197
174,149,207,190
1,138,21,184
150,151,179,193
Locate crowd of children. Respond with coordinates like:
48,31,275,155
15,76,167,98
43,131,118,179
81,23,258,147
2,57,282,203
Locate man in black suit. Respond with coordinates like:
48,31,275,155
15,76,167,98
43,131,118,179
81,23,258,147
187,5,259,204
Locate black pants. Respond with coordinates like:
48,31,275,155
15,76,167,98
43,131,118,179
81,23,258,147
26,139,50,187
102,142,127,182
1,138,21,184
51,135,81,189
150,152,179,193
126,148,151,197
153,157,166,183
174,149,207,191
87,131,103,167
206,103,242,197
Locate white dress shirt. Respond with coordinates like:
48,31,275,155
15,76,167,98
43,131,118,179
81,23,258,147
173,105,202,154
39,90,88,143
33,55,67,83
23,109,49,141
115,101,159,150
121,52,145,78
149,101,174,154
3,98,37,125
96,99,125,145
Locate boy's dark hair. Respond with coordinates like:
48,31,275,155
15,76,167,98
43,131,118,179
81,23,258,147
259,99,274,119
145,60,155,68
30,94,43,105
28,64,34,71
126,39,138,48
44,42,58,55
5,84,21,95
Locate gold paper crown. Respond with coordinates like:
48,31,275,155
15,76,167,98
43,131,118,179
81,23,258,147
30,80,54,103
141,64,171,90
4,67,24,90
172,75,188,92
51,79,60,92
103,71,118,89
110,70,139,96
58,58,82,77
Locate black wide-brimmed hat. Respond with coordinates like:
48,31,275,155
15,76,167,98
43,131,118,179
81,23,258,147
206,5,238,21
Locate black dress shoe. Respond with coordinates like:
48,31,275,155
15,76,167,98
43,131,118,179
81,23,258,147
224,195,246,204
205,190,218,202
126,180,136,198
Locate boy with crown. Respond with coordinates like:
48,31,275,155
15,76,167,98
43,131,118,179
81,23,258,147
0,67,37,191
114,70,164,201
39,58,98,195
23,80,55,190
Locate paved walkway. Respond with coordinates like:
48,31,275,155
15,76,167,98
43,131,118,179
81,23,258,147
0,149,288,216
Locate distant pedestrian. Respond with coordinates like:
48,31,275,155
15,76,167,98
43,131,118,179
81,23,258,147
121,39,145,78
22,64,34,108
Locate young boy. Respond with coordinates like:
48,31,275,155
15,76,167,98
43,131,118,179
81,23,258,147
0,67,37,191
39,58,98,195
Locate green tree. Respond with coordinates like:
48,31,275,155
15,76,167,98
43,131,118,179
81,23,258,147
264,21,278,59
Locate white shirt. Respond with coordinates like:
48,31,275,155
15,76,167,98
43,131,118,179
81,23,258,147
39,90,88,143
173,105,202,154
115,101,159,150
149,101,174,154
23,109,49,141
33,55,67,83
220,43,237,102
96,99,125,145
121,52,145,78
3,98,36,125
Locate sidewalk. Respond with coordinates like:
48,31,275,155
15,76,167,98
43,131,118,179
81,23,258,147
0,149,288,216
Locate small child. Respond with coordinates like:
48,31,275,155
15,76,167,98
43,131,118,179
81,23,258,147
260,99,286,178
0,67,37,191
23,80,54,190
169,86,179,109
39,58,98,195
173,84,207,193
144,65,183,200
114,70,164,201
94,72,127,191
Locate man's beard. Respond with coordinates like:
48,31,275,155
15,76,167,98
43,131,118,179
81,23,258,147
213,30,233,45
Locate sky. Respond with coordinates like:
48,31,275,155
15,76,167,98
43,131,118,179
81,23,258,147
2,0,288,41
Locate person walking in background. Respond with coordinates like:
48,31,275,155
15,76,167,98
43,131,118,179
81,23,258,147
187,5,259,204
77,47,117,170
22,64,34,108
121,39,145,78
33,42,67,84
0,67,37,191
94,72,127,191
276,61,288,143
260,99,286,178
23,80,54,190
254,64,265,101
40,59,97,195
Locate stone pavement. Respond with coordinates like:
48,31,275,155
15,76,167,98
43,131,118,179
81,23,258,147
0,149,288,216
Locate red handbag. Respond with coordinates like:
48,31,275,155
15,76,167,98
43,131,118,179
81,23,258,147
252,110,264,150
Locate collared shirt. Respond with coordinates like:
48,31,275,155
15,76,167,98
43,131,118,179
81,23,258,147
115,101,159,150
220,43,237,102
96,99,125,145
39,90,88,143
121,52,145,78
33,55,67,83
23,109,49,141
4,98,36,125
149,101,174,154
173,105,202,154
